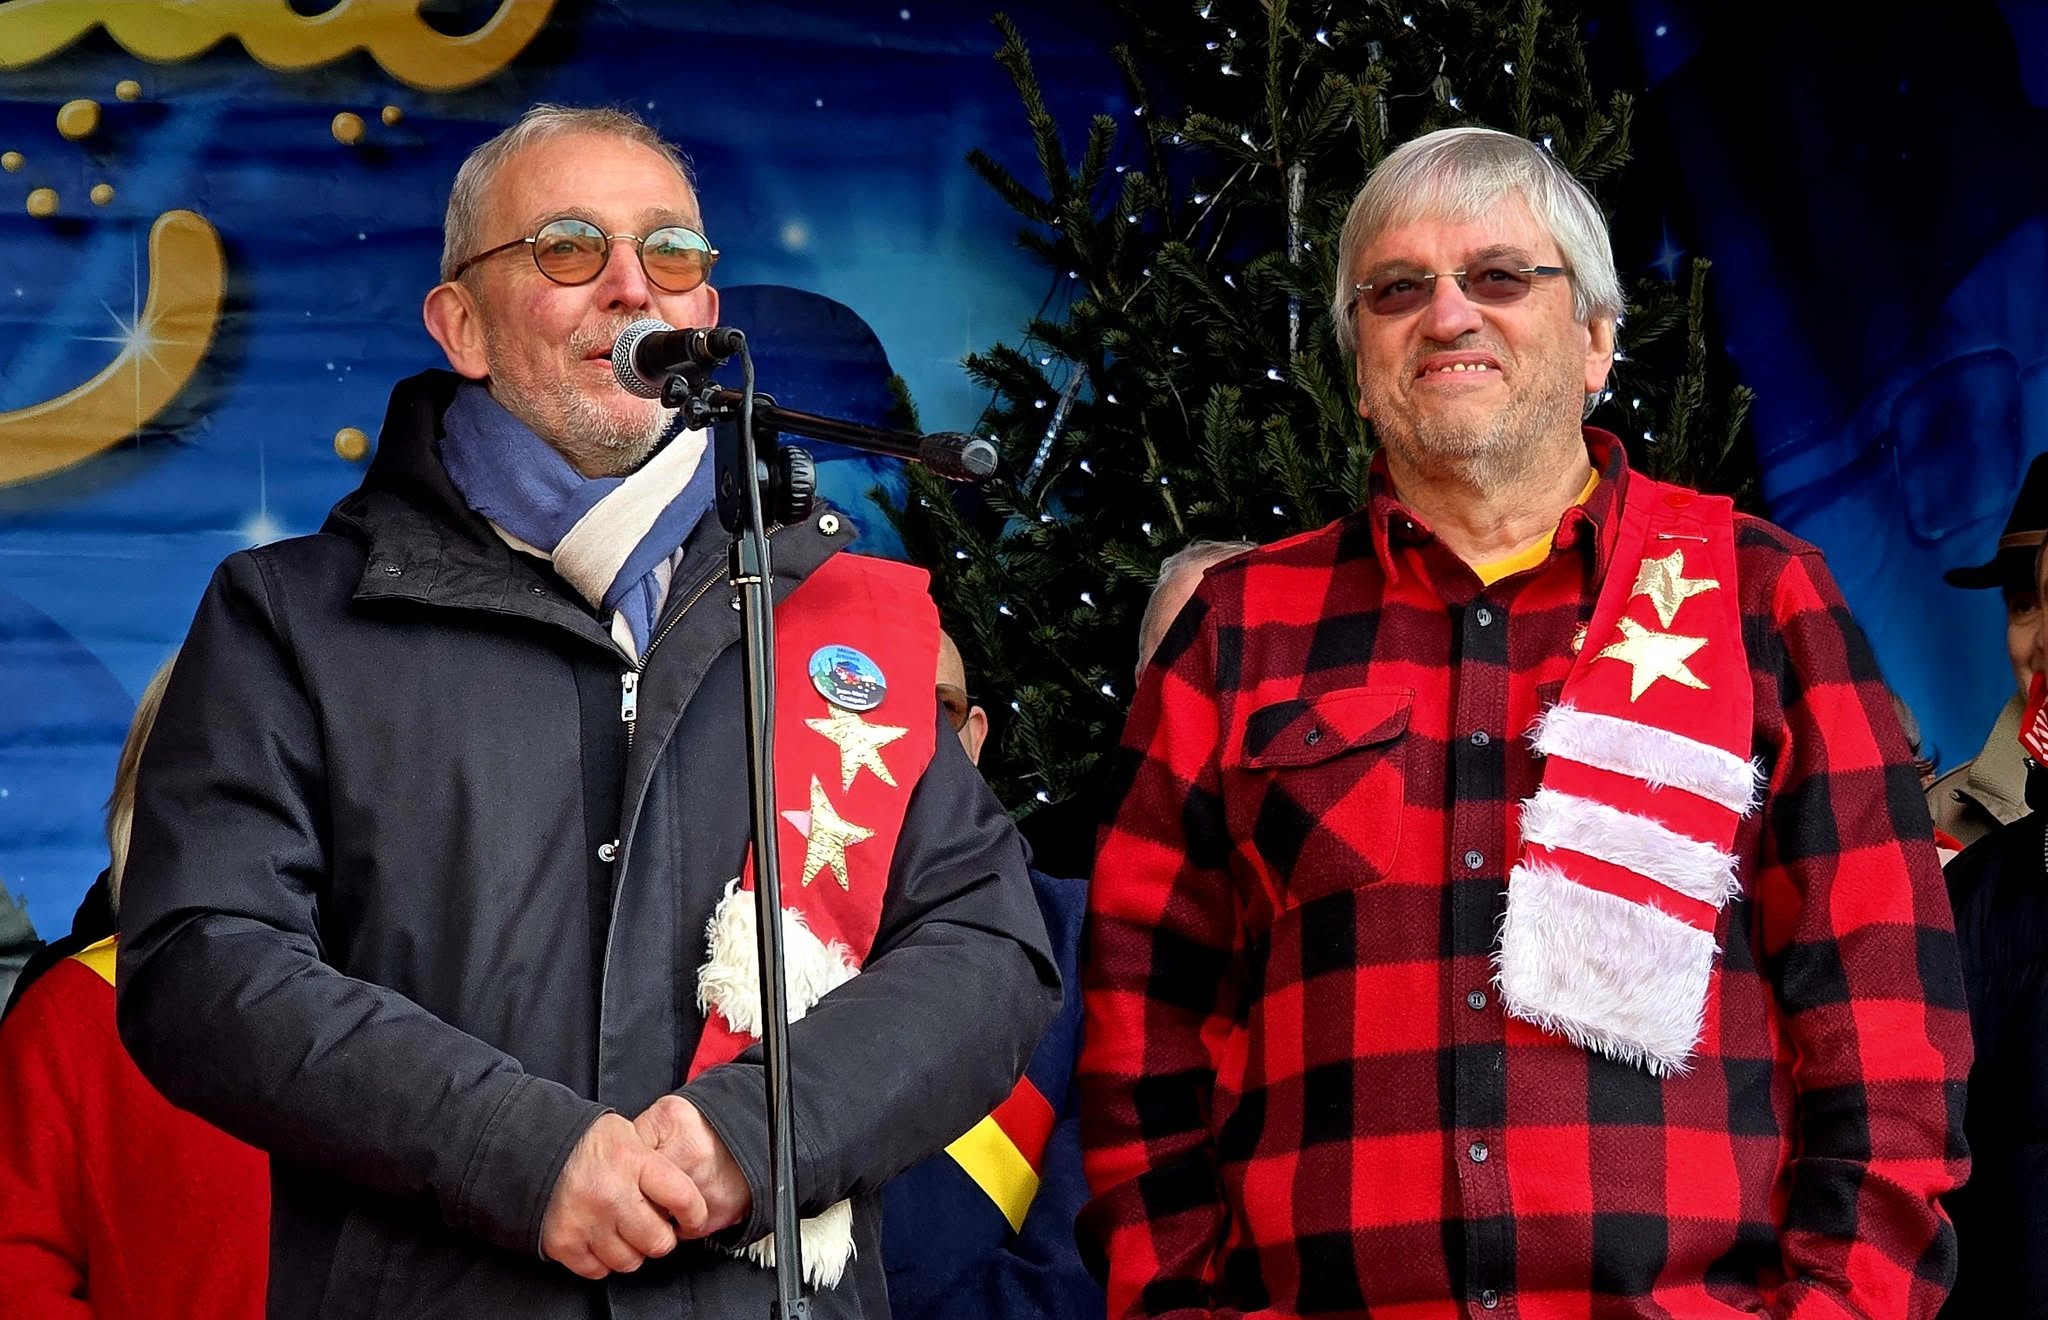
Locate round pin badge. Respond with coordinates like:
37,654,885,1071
809,644,888,712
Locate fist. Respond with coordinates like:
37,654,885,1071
540,1112,707,1280
633,1095,753,1237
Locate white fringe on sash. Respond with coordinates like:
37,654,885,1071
1519,788,1743,908
1495,861,1719,1077
697,881,862,1288
1531,704,1763,815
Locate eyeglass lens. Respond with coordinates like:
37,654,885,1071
1363,259,1544,317
532,218,714,293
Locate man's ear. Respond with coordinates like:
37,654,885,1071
963,705,989,767
1583,313,1617,398
423,281,489,380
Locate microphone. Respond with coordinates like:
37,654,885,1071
611,318,745,398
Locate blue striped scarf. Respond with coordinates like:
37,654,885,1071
439,382,712,659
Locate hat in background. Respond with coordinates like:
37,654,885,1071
1947,451,2048,590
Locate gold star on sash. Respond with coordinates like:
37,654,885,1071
1630,549,1721,628
782,776,875,890
1596,616,1710,701
805,707,909,790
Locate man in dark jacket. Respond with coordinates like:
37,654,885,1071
114,104,1059,1320
1942,532,2048,1316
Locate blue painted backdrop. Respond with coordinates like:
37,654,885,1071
2,0,2044,936
1603,0,2048,774
0,0,1121,935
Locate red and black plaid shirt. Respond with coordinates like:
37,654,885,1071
1079,432,1971,1319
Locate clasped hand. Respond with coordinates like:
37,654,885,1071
539,1096,753,1280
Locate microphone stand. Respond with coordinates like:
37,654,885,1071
650,354,993,1320
707,341,810,1319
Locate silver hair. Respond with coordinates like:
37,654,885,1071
1329,127,1623,356
1138,539,1256,662
440,104,697,283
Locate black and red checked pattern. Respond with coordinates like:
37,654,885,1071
1078,431,1972,1319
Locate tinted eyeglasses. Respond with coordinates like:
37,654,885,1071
1351,259,1567,318
450,217,719,293
936,683,976,733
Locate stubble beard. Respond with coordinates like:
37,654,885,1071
1365,353,1588,493
482,316,674,477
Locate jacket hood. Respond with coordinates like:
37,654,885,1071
324,369,495,551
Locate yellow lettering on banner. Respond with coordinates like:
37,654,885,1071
944,1115,1041,1233
0,0,556,92
0,210,224,487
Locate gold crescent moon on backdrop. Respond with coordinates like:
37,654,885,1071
0,209,226,487
0,0,556,92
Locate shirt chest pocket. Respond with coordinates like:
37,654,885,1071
1231,686,1413,907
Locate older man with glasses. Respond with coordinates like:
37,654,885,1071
113,104,1057,1320
1080,126,1970,1318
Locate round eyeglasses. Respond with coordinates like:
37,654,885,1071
450,217,719,293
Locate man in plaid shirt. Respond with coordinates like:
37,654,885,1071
1078,127,1971,1318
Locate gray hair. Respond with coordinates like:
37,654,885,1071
1138,539,1256,662
440,104,697,283
1330,127,1623,356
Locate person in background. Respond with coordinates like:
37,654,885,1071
0,656,269,1318
881,631,1100,1319
1929,451,2048,850
1133,541,1256,684
1890,692,1964,863
1018,539,1255,883
0,887,34,1006
1939,531,2048,1315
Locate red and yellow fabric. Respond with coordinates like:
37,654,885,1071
0,937,269,1319
944,1076,1056,1232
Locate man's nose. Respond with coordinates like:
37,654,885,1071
591,239,655,312
1416,272,1485,342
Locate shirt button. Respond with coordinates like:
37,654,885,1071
1467,989,1487,1011
596,840,618,863
1463,850,1484,871
1480,1289,1501,1310
1469,729,1491,747
1305,727,1323,746
1474,606,1494,627
1469,1140,1489,1164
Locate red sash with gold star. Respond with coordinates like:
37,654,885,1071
684,549,939,1285
1497,476,1759,1076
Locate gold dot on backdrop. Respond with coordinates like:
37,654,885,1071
334,427,371,463
1,152,21,173
380,105,404,126
331,112,366,146
114,79,142,102
26,188,58,219
90,183,114,206
56,99,101,141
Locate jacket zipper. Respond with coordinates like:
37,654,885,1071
619,522,785,753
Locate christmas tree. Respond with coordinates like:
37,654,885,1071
885,0,1757,815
